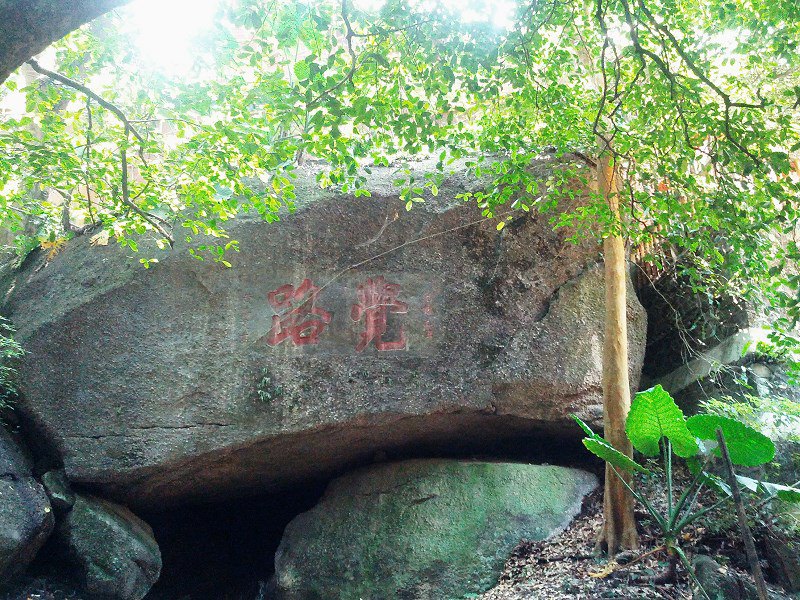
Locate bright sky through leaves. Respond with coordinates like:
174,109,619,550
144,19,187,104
121,0,221,74
123,0,517,76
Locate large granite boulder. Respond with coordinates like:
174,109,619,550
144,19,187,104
0,427,53,583
274,459,598,599
56,495,161,600
1,159,646,508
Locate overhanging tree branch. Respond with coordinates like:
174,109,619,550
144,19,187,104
26,58,173,244
26,58,149,155
119,126,173,244
307,0,360,108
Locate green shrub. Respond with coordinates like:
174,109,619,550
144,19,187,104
0,317,24,410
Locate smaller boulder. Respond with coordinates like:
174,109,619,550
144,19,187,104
693,555,758,600
41,470,75,514
692,555,790,600
0,427,54,582
275,459,598,599
56,495,161,600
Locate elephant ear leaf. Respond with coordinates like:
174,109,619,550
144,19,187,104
573,416,650,474
686,414,775,466
626,385,699,458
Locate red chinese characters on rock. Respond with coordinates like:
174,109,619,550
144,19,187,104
266,278,332,346
422,293,434,339
351,276,408,351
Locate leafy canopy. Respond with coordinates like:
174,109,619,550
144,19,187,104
0,0,798,347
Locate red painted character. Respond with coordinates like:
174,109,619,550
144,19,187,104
266,278,332,346
351,276,408,351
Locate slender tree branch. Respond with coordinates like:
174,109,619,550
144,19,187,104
564,151,598,169
637,0,765,111
349,18,435,38
27,59,172,243
634,0,763,162
26,58,149,153
84,97,96,224
716,428,770,600
119,127,173,245
307,0,359,108
128,117,212,132
54,188,73,233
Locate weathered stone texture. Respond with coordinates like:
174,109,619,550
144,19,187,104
56,495,161,600
0,1,129,84
2,161,646,507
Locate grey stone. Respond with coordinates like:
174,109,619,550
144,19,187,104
41,470,75,514
274,459,598,600
693,555,759,600
0,427,54,582
56,495,161,600
692,555,790,600
749,363,774,379
2,160,646,508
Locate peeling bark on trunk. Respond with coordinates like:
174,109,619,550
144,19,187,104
596,151,640,555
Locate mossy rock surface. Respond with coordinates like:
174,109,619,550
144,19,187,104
57,495,161,600
274,459,597,600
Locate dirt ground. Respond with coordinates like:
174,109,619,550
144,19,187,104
480,482,798,600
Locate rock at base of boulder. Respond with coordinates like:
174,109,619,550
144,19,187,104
692,555,791,600
274,459,597,600
56,495,161,600
0,428,54,583
693,555,758,600
763,529,800,593
41,470,76,515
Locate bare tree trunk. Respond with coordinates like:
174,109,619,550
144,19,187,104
595,150,639,555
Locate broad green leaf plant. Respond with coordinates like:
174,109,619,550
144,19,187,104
575,385,800,593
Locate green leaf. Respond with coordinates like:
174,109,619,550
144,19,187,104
293,60,311,81
441,65,455,84
764,482,800,503
686,415,775,466
735,476,800,502
573,416,650,474
626,385,699,458
582,438,650,474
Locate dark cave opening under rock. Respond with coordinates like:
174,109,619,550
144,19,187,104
141,486,327,600
139,434,597,599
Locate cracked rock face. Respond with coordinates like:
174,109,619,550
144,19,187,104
1,160,646,508
274,459,598,600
